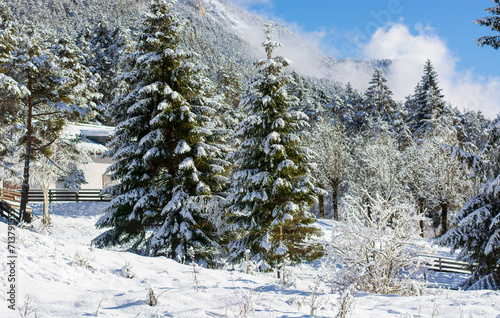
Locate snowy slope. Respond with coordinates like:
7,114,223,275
1,203,499,317
6,0,388,89
180,0,389,84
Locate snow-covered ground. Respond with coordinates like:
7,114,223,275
1,203,499,317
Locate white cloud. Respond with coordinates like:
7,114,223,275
363,22,500,119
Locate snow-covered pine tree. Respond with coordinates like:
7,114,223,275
52,36,101,119
88,22,129,125
408,59,446,137
94,0,229,264
0,7,27,189
225,24,323,269
214,57,245,132
341,82,364,134
0,4,27,161
439,176,500,290
474,0,500,49
0,15,90,222
289,71,318,120
363,69,397,126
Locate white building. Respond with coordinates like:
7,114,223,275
59,123,115,190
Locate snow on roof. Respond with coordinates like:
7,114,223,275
63,123,114,155
66,123,115,138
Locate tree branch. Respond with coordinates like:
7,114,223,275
32,138,57,152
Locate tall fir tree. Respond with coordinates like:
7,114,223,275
408,59,446,137
225,24,323,269
94,0,229,264
474,0,500,49
363,69,397,126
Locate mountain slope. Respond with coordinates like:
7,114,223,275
5,0,388,89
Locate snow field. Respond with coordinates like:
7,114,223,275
0,202,499,317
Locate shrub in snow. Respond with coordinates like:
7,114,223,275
230,284,256,318
147,287,158,306
121,261,134,279
439,176,500,290
327,192,425,295
276,263,297,289
72,251,95,272
287,278,331,316
335,285,356,318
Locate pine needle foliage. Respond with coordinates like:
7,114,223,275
474,0,500,49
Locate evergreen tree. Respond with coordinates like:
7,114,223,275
289,71,319,120
0,13,89,222
52,36,101,118
439,176,500,290
88,22,129,124
225,24,323,269
342,82,364,134
363,69,396,123
214,57,245,131
94,0,228,264
0,4,27,169
474,0,500,49
409,59,446,137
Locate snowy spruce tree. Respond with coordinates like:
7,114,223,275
439,176,500,290
94,0,229,264
474,0,500,49
408,59,446,137
363,69,397,126
225,24,323,269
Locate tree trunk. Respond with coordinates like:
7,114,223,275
332,182,339,221
318,194,325,219
440,203,448,236
418,197,425,238
19,92,33,223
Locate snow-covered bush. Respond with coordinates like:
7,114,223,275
327,192,425,295
72,252,95,272
120,261,134,279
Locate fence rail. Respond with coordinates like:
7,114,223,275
418,254,472,274
0,200,20,224
28,189,110,202
0,187,22,202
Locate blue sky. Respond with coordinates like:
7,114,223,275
229,0,500,118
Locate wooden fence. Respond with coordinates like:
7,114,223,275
0,187,22,202
418,254,472,274
27,189,111,202
0,200,20,224
0,187,109,223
